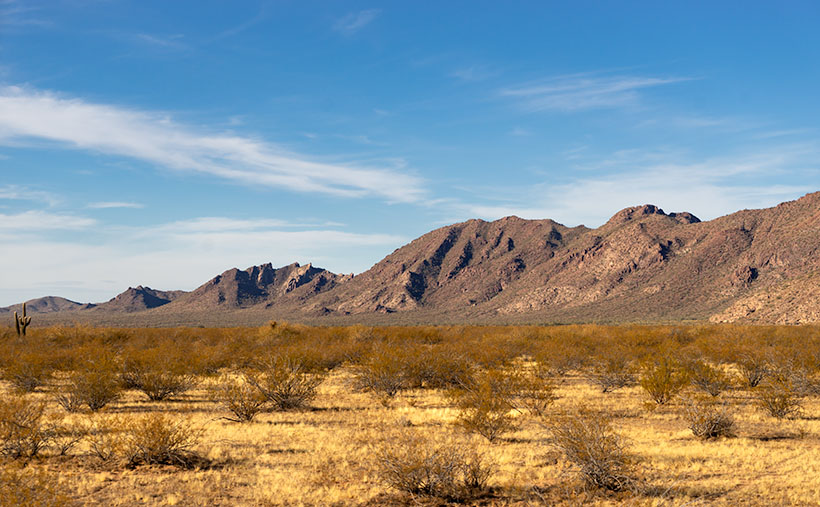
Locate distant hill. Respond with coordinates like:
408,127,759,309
91,286,187,313
6,192,820,325
0,296,94,314
157,262,351,312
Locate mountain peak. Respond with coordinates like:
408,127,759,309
606,204,700,226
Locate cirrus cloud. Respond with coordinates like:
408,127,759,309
0,86,425,203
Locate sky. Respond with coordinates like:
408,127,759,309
1,1,819,306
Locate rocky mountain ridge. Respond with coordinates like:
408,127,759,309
6,192,820,324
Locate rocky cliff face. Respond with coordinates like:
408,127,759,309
92,286,186,313
8,192,820,324
306,192,820,323
161,262,349,311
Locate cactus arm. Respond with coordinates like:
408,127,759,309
14,311,20,335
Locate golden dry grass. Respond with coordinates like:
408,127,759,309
2,323,820,505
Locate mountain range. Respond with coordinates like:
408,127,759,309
5,192,820,325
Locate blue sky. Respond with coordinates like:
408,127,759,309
1,1,819,305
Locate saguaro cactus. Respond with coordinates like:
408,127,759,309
14,302,31,336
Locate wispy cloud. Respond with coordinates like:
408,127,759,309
0,184,60,206
333,9,380,36
135,33,187,50
450,65,497,82
500,72,691,112
87,201,144,209
448,145,818,227
0,210,96,233
0,86,425,202
0,0,51,27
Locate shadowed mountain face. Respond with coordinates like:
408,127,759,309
160,262,351,312
301,191,820,323
92,286,187,313
6,192,820,324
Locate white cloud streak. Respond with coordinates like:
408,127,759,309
0,86,424,202
333,9,380,35
0,184,60,206
500,73,690,112
451,146,818,227
87,201,144,209
0,210,96,233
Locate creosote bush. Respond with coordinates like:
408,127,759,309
244,357,324,411
121,413,204,468
680,396,735,439
120,349,198,401
0,395,54,459
375,429,493,502
687,360,732,397
550,408,637,492
449,368,520,442
756,371,803,419
57,357,122,412
736,353,768,388
352,346,408,404
588,354,635,393
0,463,69,507
211,373,268,422
639,356,689,407
1,353,52,393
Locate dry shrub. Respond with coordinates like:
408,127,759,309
687,360,732,397
513,362,557,418
51,420,86,456
352,346,407,403
449,368,520,442
245,357,324,411
121,413,204,468
402,346,472,389
534,343,587,376
375,430,493,501
120,349,198,401
736,352,768,388
639,356,689,406
86,414,126,462
550,408,637,492
756,371,803,419
1,354,52,393
0,395,54,459
210,373,268,422
680,396,735,439
588,354,635,393
0,463,69,507
57,357,122,412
